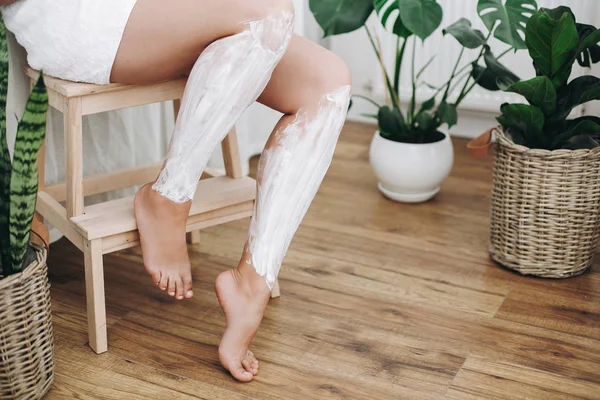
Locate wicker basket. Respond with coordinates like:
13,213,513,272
489,130,600,278
0,245,54,400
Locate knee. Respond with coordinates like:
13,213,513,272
311,52,352,100
243,0,295,53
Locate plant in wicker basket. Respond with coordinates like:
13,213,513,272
498,6,600,150
487,5,600,279
0,16,54,400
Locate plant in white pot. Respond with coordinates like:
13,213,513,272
0,17,53,399
309,0,537,202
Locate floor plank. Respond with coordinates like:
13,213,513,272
43,121,600,399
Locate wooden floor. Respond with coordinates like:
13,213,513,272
45,122,600,399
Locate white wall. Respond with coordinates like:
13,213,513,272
323,0,600,138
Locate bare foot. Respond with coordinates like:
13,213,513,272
134,183,193,300
215,261,271,382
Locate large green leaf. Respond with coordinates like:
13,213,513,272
443,18,486,49
553,75,600,122
472,46,520,91
374,0,413,38
397,0,443,41
525,10,579,89
7,76,48,275
477,0,537,49
497,103,545,146
309,0,374,37
0,16,10,273
505,76,556,116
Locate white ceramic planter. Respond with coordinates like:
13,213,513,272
369,130,454,203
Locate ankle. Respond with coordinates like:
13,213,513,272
235,262,271,299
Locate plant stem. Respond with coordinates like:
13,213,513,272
409,37,417,125
394,37,407,98
365,26,400,110
456,46,513,105
442,46,465,104
353,94,383,109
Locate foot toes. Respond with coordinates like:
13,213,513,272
183,274,193,299
158,274,168,291
175,277,185,300
230,363,254,382
167,277,176,297
242,358,253,373
151,271,161,286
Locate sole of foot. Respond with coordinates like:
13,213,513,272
134,183,194,300
215,268,271,382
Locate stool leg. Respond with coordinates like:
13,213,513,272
84,239,108,354
271,279,281,299
186,231,201,244
64,98,84,217
221,127,244,179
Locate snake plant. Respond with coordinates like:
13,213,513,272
0,16,49,277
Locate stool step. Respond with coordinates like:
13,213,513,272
71,176,256,241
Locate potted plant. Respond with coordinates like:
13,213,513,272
471,5,600,277
0,18,53,399
309,0,536,202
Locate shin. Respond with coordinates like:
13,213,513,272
246,86,352,288
152,10,294,203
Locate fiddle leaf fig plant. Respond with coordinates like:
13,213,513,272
498,6,600,150
309,0,536,143
0,17,49,277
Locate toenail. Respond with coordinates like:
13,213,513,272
178,296,183,300
186,290,193,297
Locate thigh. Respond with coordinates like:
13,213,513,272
110,0,292,84
256,35,352,116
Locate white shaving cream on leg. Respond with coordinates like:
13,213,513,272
247,85,351,289
153,11,294,203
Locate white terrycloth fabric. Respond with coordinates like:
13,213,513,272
2,0,137,84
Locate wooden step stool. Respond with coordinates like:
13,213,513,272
26,68,281,354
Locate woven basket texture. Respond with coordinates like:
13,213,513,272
490,131,600,278
0,246,54,399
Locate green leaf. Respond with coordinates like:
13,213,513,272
553,117,600,148
309,0,374,37
436,101,458,128
472,46,520,91
525,10,579,89
378,106,407,138
7,76,48,274
477,0,537,49
443,18,486,49
497,103,545,146
553,75,600,121
419,96,435,112
505,76,556,115
360,113,379,120
397,0,443,41
575,24,600,68
415,112,435,132
374,0,413,38
564,134,600,150
0,16,11,273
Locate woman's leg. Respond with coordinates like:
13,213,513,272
111,0,294,300
215,36,352,381
111,0,351,381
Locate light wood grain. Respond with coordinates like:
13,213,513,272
64,97,84,217
44,122,600,399
221,127,244,179
83,239,108,354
